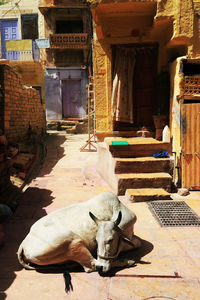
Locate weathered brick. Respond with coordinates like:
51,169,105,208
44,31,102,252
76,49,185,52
0,64,46,143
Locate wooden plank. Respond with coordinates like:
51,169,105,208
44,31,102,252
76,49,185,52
181,103,200,189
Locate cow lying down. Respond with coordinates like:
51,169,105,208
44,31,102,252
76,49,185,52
18,192,141,274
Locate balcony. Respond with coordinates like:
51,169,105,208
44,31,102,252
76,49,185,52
50,33,88,49
38,0,87,13
3,40,39,62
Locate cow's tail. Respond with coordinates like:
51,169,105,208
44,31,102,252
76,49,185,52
18,245,73,292
63,271,73,293
17,244,36,270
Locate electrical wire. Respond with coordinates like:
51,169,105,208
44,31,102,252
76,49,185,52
14,0,22,15
0,0,22,19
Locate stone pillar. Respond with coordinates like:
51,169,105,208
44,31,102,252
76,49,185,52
93,37,113,140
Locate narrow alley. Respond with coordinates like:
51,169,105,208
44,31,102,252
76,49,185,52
0,131,200,300
0,0,200,298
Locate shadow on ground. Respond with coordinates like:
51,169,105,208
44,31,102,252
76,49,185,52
38,132,66,177
33,237,154,293
98,237,154,277
0,187,55,299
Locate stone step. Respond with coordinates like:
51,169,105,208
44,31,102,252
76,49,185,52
47,119,88,132
125,188,171,202
97,129,155,141
115,157,173,174
105,138,171,158
47,120,78,126
116,172,172,195
112,130,154,138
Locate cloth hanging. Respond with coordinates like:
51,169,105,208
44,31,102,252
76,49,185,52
111,46,136,123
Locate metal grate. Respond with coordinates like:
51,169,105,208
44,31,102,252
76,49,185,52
148,201,200,227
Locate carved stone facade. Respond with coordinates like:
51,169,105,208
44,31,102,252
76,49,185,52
89,0,200,189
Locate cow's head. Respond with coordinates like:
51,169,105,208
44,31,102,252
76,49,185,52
89,210,133,273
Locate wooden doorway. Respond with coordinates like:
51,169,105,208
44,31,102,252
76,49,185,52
112,44,158,130
181,103,200,189
133,45,158,128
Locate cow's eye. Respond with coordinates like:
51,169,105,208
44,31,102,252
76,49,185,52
107,238,113,243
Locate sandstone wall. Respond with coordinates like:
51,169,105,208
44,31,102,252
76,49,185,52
90,0,200,139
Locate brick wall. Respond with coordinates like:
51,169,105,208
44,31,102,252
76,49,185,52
0,64,46,143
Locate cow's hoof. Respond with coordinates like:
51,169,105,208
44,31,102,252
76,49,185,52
127,260,135,267
83,266,93,273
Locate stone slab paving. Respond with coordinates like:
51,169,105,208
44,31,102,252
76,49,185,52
0,131,200,299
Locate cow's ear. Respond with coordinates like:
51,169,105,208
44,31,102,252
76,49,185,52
114,211,122,226
89,212,99,224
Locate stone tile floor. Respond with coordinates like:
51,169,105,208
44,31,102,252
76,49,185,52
0,131,200,300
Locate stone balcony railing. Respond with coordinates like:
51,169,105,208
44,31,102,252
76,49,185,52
50,33,88,49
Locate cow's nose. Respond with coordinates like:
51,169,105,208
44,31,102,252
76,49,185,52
96,265,103,273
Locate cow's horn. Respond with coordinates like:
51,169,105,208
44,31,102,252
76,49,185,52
89,211,99,224
114,211,122,226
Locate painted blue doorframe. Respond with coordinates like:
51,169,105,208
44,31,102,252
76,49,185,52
0,19,20,60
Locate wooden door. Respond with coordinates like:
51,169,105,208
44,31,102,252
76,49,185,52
0,19,19,60
181,103,200,189
133,46,158,128
62,79,84,118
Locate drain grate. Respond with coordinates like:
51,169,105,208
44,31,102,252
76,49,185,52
148,201,200,227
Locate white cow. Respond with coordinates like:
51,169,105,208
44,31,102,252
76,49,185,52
18,192,141,273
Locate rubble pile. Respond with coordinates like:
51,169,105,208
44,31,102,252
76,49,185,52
0,127,46,219
47,119,88,134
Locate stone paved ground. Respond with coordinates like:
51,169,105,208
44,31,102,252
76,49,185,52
0,131,200,300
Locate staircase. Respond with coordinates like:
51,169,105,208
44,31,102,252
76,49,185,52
97,137,174,202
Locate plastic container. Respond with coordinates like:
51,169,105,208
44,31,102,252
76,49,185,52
162,125,170,143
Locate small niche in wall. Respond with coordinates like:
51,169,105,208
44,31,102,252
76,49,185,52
56,20,83,34
184,99,200,104
32,86,42,103
182,61,200,76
